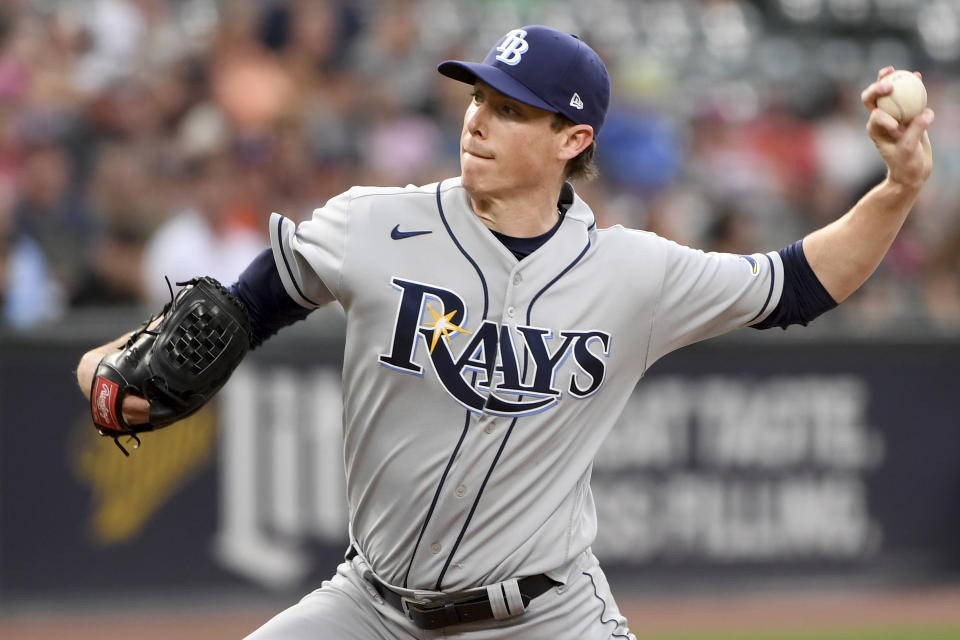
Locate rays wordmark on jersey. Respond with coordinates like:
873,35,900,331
379,278,611,417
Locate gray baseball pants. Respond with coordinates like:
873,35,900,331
245,550,634,640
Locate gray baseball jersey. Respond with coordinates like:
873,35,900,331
269,176,783,593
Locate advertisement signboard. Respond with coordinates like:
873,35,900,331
1,333,957,597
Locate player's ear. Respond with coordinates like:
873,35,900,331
557,124,594,162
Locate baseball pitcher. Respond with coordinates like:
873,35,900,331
77,25,933,639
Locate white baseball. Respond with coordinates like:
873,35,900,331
876,70,927,123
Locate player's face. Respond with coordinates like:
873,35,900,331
460,82,566,199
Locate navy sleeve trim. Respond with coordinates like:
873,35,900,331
752,240,838,330
747,253,776,324
275,215,322,307
229,249,313,348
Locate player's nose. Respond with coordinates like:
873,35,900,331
465,102,487,138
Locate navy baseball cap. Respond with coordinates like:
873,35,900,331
438,26,611,134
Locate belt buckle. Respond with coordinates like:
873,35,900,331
400,595,439,619
401,596,461,629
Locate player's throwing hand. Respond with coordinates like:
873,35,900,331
861,66,934,190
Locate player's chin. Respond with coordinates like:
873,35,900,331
460,158,492,192
461,152,492,173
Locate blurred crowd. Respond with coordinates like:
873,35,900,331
1,0,959,332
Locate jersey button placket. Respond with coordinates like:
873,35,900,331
504,270,520,320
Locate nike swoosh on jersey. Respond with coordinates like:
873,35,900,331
391,225,432,240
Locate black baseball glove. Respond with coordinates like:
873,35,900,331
90,277,252,455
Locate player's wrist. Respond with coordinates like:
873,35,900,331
77,350,106,399
881,172,925,198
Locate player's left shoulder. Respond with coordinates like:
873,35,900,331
589,224,668,252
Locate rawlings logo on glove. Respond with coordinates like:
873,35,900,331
90,276,252,455
94,377,122,431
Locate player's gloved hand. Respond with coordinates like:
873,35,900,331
89,277,252,455
120,393,151,426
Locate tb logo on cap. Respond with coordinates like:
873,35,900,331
495,28,529,66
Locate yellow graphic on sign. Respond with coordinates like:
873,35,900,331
71,408,217,544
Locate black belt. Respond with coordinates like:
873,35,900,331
346,547,558,630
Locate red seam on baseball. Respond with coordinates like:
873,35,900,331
889,96,904,121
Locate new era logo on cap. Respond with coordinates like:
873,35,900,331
437,25,611,134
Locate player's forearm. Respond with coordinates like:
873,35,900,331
803,177,921,303
77,333,135,399
77,317,165,399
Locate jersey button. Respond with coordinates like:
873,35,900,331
455,484,466,497
507,306,515,318
431,543,442,554
484,423,495,434
513,273,522,286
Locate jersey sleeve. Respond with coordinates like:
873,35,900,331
647,242,784,366
268,189,353,309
